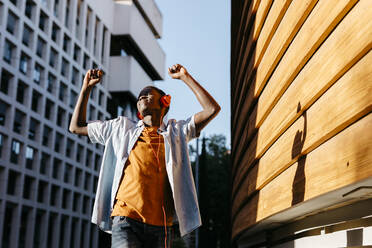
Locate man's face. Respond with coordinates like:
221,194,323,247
137,89,162,116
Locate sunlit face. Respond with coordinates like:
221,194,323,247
137,89,162,116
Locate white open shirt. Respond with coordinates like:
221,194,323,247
87,114,202,237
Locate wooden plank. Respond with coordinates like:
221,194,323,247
254,0,319,97
256,0,359,128
232,0,318,145
232,0,273,103
232,50,372,216
232,0,295,119
232,0,372,173
232,113,372,240
231,0,360,176
232,0,260,68
231,0,254,86
233,0,286,109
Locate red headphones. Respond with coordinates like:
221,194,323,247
137,95,171,120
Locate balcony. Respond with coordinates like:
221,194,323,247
107,55,152,98
111,1,165,80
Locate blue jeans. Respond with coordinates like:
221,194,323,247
111,216,174,248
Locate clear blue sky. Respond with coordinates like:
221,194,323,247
154,0,231,148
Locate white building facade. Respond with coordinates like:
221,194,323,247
0,0,165,247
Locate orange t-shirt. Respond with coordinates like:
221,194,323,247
110,126,175,226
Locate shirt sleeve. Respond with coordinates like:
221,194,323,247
87,117,120,145
180,114,201,142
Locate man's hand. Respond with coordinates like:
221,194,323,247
168,64,189,80
83,69,103,89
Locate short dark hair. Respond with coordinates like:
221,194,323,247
138,86,170,116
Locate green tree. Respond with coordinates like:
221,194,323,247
191,134,231,248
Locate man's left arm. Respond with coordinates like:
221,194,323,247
168,64,221,135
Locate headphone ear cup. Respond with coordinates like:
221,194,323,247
160,95,171,108
137,111,144,120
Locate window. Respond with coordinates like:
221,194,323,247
75,0,83,38
42,125,52,146
39,10,48,32
94,154,101,171
10,139,21,164
28,118,39,140
22,24,33,47
31,90,41,112
73,192,81,212
85,149,92,167
89,105,95,120
25,146,35,169
63,34,71,53
57,106,65,127
16,80,27,104
83,53,89,69
0,69,13,94
92,61,98,71
73,44,81,62
71,67,79,86
52,158,61,180
36,37,46,58
33,63,43,84
47,73,56,93
53,0,60,17
64,163,73,183
49,47,58,68
54,132,63,152
62,189,71,209
3,202,17,248
82,195,89,214
19,52,30,74
50,185,59,206
9,0,18,7
66,138,74,157
65,0,70,28
34,210,46,247
70,89,77,108
13,109,25,134
25,0,35,20
51,22,60,43
93,176,98,193
47,213,58,247
61,57,69,77
76,144,83,162
7,11,18,35
23,177,35,199
40,152,50,175
7,169,20,195
74,167,82,187
0,133,6,158
3,39,15,64
93,17,100,55
44,98,54,120
102,26,107,62
84,172,91,190
37,181,48,204
0,100,9,126
85,7,92,48
59,82,67,101
99,91,104,105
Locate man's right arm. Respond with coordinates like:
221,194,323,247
69,69,102,136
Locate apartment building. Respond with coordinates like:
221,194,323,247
0,0,165,247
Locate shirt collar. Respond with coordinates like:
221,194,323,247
136,119,167,133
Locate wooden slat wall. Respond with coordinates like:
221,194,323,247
230,0,372,242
